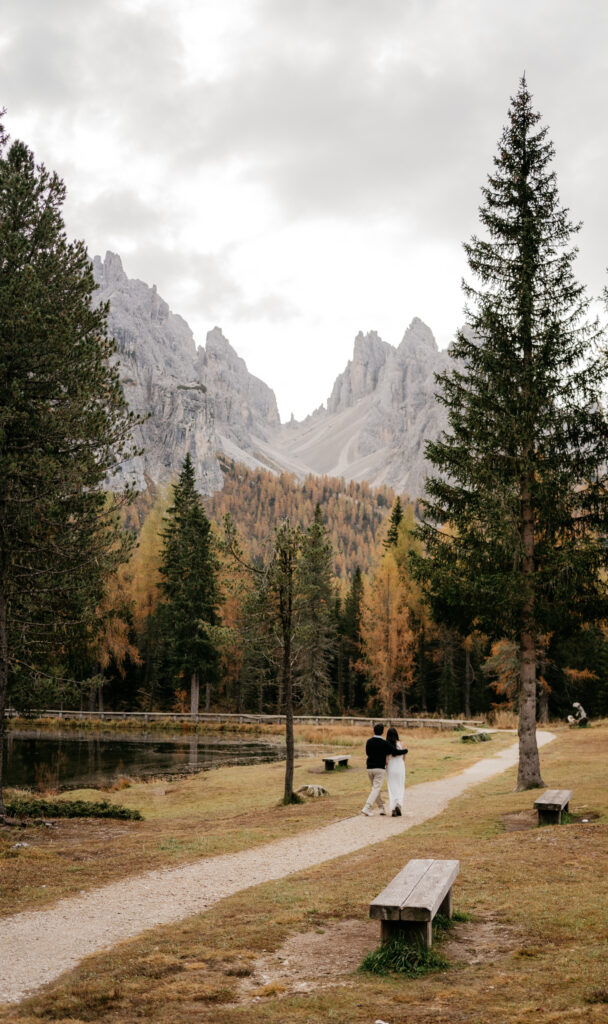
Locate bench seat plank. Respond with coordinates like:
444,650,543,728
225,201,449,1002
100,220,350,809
400,859,460,921
534,789,571,811
370,859,459,921
370,859,434,920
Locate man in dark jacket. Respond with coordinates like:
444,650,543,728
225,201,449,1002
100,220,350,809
361,723,407,816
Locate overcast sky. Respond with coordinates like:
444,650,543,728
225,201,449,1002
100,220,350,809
2,0,608,420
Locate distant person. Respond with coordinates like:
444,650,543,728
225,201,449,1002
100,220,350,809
567,701,588,727
361,723,407,816
385,725,406,816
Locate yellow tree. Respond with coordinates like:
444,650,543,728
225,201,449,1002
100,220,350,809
90,563,141,709
392,503,434,712
360,551,415,716
123,487,170,708
127,488,170,634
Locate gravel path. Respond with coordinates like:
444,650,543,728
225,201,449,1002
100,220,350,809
0,731,555,1005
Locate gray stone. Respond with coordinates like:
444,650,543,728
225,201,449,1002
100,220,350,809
296,785,329,798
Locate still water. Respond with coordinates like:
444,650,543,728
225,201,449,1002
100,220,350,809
4,729,286,791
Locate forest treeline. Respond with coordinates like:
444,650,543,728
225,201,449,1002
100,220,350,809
206,459,399,578
13,462,606,726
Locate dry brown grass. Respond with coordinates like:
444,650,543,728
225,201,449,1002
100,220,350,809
0,727,514,918
1,723,606,1024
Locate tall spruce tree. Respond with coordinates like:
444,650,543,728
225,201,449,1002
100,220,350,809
0,121,137,815
158,454,220,715
414,78,608,788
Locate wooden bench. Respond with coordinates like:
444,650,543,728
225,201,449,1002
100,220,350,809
322,754,349,771
369,858,460,948
534,788,572,825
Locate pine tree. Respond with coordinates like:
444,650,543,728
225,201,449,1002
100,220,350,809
415,78,608,788
158,454,220,715
383,496,404,549
0,121,137,815
297,504,336,713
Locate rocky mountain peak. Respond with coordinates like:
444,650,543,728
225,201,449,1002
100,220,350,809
93,250,451,500
397,317,439,357
198,327,280,438
93,250,128,289
327,329,393,414
202,325,246,371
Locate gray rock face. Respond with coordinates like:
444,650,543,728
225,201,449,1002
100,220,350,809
327,330,393,414
93,252,451,499
272,318,450,499
93,253,281,493
197,326,280,446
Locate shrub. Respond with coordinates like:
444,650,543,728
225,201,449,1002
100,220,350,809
5,796,142,820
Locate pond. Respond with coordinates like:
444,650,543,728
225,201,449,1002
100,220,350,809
3,729,288,791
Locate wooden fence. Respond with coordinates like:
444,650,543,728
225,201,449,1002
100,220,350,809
6,709,484,731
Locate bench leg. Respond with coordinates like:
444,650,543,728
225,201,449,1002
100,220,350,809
380,919,433,948
439,886,453,919
537,808,560,825
324,762,334,771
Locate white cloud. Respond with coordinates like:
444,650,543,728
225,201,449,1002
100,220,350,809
1,0,607,420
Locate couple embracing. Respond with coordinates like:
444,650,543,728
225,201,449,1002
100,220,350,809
361,722,407,817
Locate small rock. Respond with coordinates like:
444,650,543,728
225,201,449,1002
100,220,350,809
11,842,29,849
296,785,329,798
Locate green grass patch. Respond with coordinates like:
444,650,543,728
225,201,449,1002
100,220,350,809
5,796,142,820
359,934,449,977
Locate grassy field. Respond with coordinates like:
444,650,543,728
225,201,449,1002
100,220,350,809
0,724,514,917
1,723,607,1024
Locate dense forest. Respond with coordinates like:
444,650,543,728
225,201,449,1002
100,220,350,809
206,458,399,578
10,461,607,724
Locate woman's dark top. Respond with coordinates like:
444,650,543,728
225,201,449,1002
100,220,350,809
365,736,407,769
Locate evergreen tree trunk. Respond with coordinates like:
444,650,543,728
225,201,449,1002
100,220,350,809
205,678,211,714
281,576,295,802
518,626,544,788
0,585,8,817
537,682,549,725
190,671,200,717
517,480,544,788
537,640,549,724
418,627,428,712
464,645,472,719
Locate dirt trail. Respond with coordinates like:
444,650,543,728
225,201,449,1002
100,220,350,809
0,731,555,1005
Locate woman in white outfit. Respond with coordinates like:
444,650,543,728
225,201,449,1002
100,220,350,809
385,726,405,816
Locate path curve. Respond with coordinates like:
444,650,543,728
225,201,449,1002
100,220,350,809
0,731,555,1004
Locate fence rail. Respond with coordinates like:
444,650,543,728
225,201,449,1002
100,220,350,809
5,709,484,731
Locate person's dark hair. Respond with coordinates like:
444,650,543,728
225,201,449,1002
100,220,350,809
386,726,399,745
373,723,384,735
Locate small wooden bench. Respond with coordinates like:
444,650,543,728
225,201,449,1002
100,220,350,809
322,754,349,771
534,788,572,825
369,858,460,947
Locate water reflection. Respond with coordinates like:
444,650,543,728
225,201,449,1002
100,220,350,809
4,729,286,791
